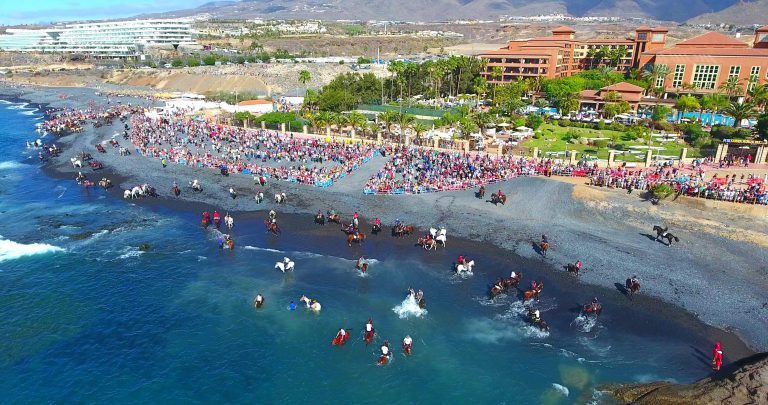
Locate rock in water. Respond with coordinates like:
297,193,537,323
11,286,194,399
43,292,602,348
138,244,151,252
608,352,768,404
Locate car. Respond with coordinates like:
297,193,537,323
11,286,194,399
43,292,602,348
164,63,172,68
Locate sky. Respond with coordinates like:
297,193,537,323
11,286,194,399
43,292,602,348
0,0,213,25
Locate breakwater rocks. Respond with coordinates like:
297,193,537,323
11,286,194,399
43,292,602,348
608,352,768,404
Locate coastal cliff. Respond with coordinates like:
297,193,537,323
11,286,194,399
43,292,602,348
609,352,768,404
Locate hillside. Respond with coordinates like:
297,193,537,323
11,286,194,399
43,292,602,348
688,0,768,25
153,0,743,23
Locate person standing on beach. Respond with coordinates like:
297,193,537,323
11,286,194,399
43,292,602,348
712,342,723,371
161,158,166,168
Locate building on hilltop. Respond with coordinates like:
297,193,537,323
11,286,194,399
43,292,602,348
638,27,768,97
0,19,197,59
479,26,668,83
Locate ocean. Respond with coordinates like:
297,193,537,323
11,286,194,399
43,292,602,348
0,100,720,404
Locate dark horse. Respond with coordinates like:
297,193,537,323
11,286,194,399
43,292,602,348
564,263,581,276
314,213,325,225
626,278,640,296
653,225,679,246
392,224,415,238
491,193,507,205
476,185,486,199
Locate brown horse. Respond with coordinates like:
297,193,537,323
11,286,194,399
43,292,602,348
327,212,342,224
393,224,415,237
348,232,366,247
417,237,436,250
523,289,540,301
540,242,549,257
265,221,280,235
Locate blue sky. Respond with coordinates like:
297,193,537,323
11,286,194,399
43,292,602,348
1,0,213,25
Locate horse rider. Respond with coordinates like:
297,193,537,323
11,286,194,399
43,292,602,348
541,234,549,245
380,340,391,358
365,318,374,334
202,211,210,223
630,275,639,286
457,255,466,266
329,209,336,218
213,211,221,224
510,271,518,281
416,289,424,302
192,179,199,189
590,297,600,312
531,309,541,323
394,218,402,228
497,190,504,199
352,215,359,230
575,260,583,270
402,335,412,352
357,256,367,268
229,187,237,198
254,294,264,307
346,222,356,235
336,328,347,342
373,218,381,229
712,342,724,371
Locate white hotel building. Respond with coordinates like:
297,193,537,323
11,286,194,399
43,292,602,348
0,19,197,58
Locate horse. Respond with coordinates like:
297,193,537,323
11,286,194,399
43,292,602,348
435,234,447,247
70,157,82,168
653,225,679,246
299,295,321,312
314,213,326,225
540,242,549,257
417,237,437,251
327,211,341,224
392,224,414,238
626,278,641,296
583,302,602,316
98,178,112,189
429,228,447,239
225,215,234,230
364,327,375,344
523,287,542,301
332,331,350,346
477,185,486,199
564,263,581,276
253,295,265,308
172,184,181,196
455,260,475,275
274,193,287,204
356,258,368,273
490,283,505,298
275,258,295,272
255,192,264,203
254,176,267,187
347,232,366,247
189,180,202,192
527,310,549,332
491,193,507,205
265,221,280,235
371,223,382,234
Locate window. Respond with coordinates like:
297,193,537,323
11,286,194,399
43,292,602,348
672,64,685,88
692,64,720,89
655,75,665,88
638,33,647,40
728,65,741,81
652,33,664,42
748,66,761,91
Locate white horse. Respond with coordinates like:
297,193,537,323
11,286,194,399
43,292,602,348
430,228,447,247
229,187,237,199
455,260,475,275
274,192,287,204
131,186,143,199
435,234,447,247
189,180,202,192
255,192,264,203
123,189,132,199
300,295,321,312
224,214,234,230
275,257,295,272
70,158,82,168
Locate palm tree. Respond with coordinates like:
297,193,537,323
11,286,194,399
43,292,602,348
317,111,335,134
700,94,729,125
718,76,744,98
412,122,430,139
724,101,755,128
347,111,368,133
395,112,416,143
585,48,597,69
642,64,670,94
378,110,399,137
305,112,322,133
491,66,503,104
747,83,768,112
675,95,700,123
298,69,311,95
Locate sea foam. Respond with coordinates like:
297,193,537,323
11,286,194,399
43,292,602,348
392,294,427,319
0,161,26,170
0,237,65,263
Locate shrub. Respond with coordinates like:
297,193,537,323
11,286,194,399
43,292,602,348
203,55,216,66
171,59,183,68
594,139,609,148
526,114,544,130
609,122,626,131
650,183,674,201
596,120,606,130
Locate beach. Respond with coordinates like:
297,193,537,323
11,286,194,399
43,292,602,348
0,82,768,404
7,83,766,352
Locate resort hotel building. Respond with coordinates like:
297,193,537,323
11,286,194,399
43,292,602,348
0,19,197,58
480,25,768,98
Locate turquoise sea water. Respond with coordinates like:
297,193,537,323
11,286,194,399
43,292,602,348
0,101,720,404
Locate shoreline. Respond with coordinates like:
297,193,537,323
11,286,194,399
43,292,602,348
5,83,768,357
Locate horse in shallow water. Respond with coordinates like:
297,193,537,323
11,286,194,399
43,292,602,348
265,221,280,235
300,295,321,312
540,242,549,257
564,263,581,276
653,225,679,246
392,224,414,237
348,232,366,247
417,237,437,250
314,213,325,225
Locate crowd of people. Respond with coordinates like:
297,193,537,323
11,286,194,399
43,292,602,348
129,111,378,187
42,103,142,136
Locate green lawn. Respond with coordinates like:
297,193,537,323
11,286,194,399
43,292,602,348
521,124,701,163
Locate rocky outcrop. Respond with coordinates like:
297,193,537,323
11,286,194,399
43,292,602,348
609,352,768,404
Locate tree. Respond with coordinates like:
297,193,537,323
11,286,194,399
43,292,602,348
347,111,368,132
651,105,673,124
378,110,399,135
756,112,768,140
748,83,768,112
412,122,430,139
724,101,756,128
675,96,700,122
700,94,728,125
607,46,628,68
642,64,670,94
650,183,674,202
602,91,622,102
298,69,312,95
491,66,504,103
718,76,744,97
